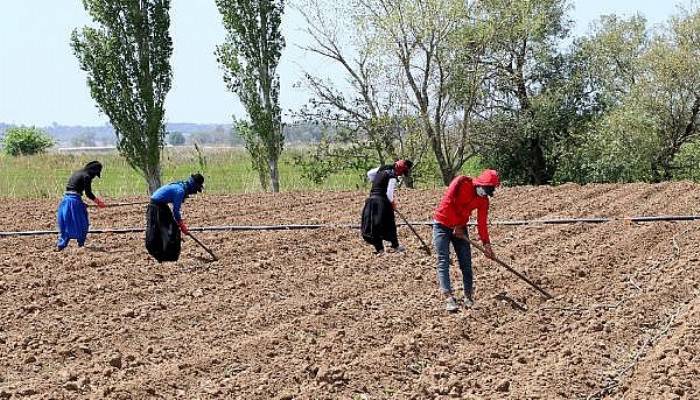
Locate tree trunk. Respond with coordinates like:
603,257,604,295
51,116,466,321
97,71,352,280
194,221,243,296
269,157,280,193
255,154,269,191
257,170,269,191
650,161,662,183
439,164,456,186
145,166,161,194
528,137,549,185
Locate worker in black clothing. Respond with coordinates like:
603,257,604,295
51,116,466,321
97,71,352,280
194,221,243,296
361,159,413,255
56,161,106,250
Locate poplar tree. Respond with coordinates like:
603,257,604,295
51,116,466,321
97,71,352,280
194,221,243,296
72,0,173,193
216,0,285,192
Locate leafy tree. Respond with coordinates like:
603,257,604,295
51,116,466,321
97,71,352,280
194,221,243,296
1,127,54,156
560,8,700,183
216,0,285,192
554,14,652,183
297,0,429,183
236,120,272,190
359,0,488,185
298,0,487,186
472,0,579,185
167,131,186,146
640,7,700,181
573,14,649,111
71,0,173,193
555,101,658,183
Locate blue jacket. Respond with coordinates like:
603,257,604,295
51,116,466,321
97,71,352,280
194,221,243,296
151,182,188,222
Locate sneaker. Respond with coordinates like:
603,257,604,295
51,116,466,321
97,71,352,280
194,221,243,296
463,296,474,308
463,291,474,308
445,296,459,312
391,245,406,253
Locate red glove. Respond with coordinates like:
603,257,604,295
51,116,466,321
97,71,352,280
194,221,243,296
177,220,189,235
94,197,107,209
453,225,468,241
483,243,495,260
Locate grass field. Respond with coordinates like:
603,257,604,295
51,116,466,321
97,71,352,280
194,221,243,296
0,148,480,198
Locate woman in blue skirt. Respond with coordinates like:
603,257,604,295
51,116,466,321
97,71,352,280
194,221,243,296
56,161,106,250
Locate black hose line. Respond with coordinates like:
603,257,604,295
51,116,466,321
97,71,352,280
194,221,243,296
1,215,698,238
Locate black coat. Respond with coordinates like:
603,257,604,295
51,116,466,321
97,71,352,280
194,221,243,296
361,167,398,244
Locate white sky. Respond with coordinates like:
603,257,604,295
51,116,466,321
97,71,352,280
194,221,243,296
0,0,686,126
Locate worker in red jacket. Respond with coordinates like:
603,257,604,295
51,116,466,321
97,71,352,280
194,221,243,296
433,169,500,312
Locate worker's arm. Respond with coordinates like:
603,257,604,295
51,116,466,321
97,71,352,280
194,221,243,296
84,175,96,201
477,202,495,259
172,188,185,222
367,167,379,183
387,178,397,203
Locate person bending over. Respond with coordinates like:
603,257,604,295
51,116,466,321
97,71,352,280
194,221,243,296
56,161,106,250
146,173,204,262
361,159,413,255
433,169,500,311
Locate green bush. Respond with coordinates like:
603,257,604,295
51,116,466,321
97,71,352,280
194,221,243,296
1,126,54,156
555,104,659,183
673,141,700,181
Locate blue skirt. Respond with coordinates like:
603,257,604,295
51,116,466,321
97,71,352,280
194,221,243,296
57,193,89,249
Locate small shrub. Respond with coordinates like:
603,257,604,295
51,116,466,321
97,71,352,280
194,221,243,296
1,126,54,156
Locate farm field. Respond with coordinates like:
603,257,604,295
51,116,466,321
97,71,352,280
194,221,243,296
0,182,699,399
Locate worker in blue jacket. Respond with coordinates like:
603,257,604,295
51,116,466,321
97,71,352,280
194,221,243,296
145,173,204,262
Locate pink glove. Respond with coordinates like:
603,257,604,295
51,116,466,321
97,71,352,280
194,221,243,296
177,220,189,235
94,197,107,209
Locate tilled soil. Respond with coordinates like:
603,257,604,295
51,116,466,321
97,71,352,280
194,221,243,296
0,182,699,399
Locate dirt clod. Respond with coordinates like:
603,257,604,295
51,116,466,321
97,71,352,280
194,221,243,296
108,354,122,369
496,379,511,392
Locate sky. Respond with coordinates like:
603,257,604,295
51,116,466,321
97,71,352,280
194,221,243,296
0,0,688,127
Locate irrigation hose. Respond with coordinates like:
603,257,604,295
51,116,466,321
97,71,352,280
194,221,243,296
1,215,699,238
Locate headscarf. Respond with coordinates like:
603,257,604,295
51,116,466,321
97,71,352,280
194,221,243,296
187,173,205,194
84,161,103,178
394,159,414,176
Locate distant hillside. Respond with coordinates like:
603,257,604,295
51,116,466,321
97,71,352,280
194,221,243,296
0,122,325,147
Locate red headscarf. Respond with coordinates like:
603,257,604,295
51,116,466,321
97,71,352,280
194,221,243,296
394,159,413,176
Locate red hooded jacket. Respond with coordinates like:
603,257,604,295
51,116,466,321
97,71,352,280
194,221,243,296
434,171,499,244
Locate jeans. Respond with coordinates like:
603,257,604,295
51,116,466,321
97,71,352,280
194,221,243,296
433,222,473,295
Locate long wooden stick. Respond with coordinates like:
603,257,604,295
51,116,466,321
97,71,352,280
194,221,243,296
467,238,553,299
185,231,219,261
87,201,147,208
394,209,431,255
